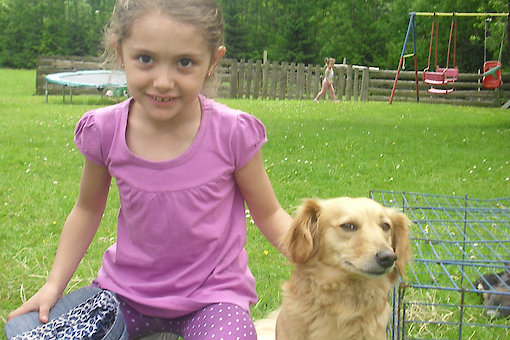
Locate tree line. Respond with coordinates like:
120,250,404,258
1,0,509,73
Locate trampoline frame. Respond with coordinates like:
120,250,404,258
45,70,127,104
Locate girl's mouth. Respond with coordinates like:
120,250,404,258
150,95,174,103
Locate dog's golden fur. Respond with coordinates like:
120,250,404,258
255,197,411,340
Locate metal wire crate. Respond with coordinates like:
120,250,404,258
369,190,510,340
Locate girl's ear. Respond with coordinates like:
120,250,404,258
208,46,226,75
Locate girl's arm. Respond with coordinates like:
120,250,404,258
8,159,111,323
235,150,292,257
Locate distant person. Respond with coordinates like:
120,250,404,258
314,57,337,102
5,0,292,339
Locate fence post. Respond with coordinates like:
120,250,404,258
262,61,270,99
238,59,245,98
304,65,312,99
353,68,360,101
345,65,353,101
313,65,322,99
270,62,278,100
337,67,346,101
253,60,262,100
361,67,369,101
333,66,340,100
279,62,288,100
293,63,299,99
287,63,296,99
297,63,305,99
230,60,238,98
245,60,253,98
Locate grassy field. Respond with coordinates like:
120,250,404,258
0,68,509,338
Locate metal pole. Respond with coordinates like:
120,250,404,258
411,12,509,17
412,16,419,102
389,14,415,104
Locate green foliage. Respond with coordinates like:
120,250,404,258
0,0,115,68
273,0,318,62
1,0,510,70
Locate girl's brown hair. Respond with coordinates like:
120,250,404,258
324,57,335,66
104,0,224,95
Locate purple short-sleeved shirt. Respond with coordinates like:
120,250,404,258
74,95,267,318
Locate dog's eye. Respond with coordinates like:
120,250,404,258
340,223,357,232
381,222,391,232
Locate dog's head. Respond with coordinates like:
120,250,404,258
281,197,412,279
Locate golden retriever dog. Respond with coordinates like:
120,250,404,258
255,197,411,340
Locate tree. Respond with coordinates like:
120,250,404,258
0,0,43,68
269,0,316,63
0,0,507,70
219,0,250,59
0,0,115,68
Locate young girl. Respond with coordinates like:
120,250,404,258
6,1,292,339
313,57,337,102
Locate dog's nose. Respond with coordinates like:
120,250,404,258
376,250,397,269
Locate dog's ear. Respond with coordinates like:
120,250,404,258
281,199,321,264
390,211,412,277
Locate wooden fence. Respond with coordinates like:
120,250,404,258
215,59,370,102
37,56,509,107
218,59,509,107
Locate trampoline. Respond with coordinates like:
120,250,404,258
45,70,127,103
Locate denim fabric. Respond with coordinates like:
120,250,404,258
5,286,128,340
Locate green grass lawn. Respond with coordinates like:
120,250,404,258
0,68,509,338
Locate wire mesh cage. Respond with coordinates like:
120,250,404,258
370,190,510,340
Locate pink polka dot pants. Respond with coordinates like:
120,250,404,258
119,300,257,340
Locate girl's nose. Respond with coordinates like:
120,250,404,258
153,67,175,90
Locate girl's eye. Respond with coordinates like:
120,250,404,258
178,58,193,68
138,55,153,64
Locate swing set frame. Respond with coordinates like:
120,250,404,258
389,12,509,105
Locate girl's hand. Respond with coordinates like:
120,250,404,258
7,282,62,323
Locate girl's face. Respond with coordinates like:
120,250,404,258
116,12,225,123
328,60,335,68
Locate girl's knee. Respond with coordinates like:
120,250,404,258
183,303,256,340
4,312,42,339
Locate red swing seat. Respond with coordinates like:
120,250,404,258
423,67,458,86
427,87,454,95
483,61,502,89
423,17,458,95
423,67,456,94
423,68,447,85
436,67,458,83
